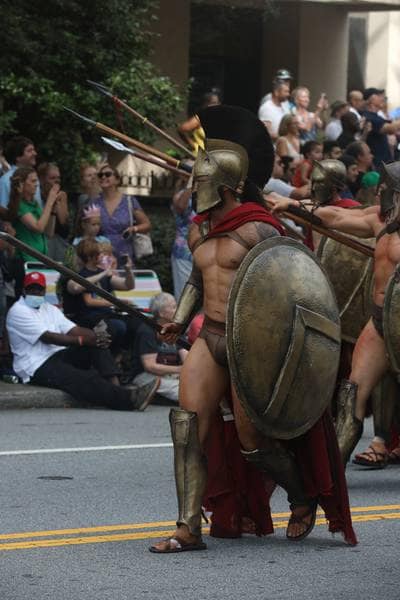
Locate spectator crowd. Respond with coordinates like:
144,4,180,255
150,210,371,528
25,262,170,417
0,70,399,414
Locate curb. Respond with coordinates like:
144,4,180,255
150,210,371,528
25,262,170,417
0,381,80,410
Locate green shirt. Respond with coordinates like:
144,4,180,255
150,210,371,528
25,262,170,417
13,199,47,262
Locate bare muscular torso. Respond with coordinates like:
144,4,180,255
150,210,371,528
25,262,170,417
365,205,400,305
374,233,400,305
188,220,278,323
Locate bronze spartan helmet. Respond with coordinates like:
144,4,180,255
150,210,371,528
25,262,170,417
193,105,274,214
311,159,347,205
379,161,400,220
193,140,249,214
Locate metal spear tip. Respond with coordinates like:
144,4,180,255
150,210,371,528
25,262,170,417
86,80,112,97
63,107,96,126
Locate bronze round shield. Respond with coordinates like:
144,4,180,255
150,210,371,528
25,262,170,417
227,237,341,440
383,270,400,374
317,236,375,344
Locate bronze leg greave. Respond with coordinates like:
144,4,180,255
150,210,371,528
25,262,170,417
372,373,398,444
335,380,363,465
241,439,309,508
169,408,207,537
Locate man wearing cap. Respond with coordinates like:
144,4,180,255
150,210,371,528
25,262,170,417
325,101,349,141
6,272,159,411
362,88,400,168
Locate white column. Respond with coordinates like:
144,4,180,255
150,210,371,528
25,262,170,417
298,4,349,103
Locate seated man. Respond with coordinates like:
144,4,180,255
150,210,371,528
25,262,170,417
6,272,159,411
130,293,188,403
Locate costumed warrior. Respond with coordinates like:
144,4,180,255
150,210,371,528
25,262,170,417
269,160,400,468
149,105,356,553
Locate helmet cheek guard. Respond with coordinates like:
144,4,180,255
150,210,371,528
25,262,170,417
193,140,249,214
379,161,400,221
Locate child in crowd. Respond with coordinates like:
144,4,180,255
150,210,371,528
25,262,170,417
58,204,116,307
72,203,115,270
74,238,136,354
323,140,343,160
292,140,323,187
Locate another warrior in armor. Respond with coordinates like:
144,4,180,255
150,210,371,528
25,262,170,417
149,106,356,553
269,160,400,468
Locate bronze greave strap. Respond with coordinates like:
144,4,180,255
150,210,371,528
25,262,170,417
169,408,207,537
372,373,398,444
335,379,363,465
241,440,309,508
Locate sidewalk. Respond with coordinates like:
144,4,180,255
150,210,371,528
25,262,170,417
0,380,80,410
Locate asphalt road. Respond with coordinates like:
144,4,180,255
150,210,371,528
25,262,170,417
0,406,399,600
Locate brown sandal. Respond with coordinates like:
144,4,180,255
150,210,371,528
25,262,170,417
149,535,207,554
353,445,388,469
286,503,317,542
388,447,400,465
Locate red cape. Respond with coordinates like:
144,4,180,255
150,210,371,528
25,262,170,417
192,202,357,544
193,202,286,237
204,408,357,545
333,198,361,208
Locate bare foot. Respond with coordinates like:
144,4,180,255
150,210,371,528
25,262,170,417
286,504,317,541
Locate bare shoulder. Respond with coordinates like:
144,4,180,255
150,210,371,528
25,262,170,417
236,220,280,247
188,223,201,252
364,206,383,235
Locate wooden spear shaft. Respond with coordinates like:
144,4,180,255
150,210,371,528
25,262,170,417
0,233,191,350
282,210,374,258
95,122,187,170
112,96,196,160
120,145,191,179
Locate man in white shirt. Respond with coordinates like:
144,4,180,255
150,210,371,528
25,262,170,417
6,272,159,410
258,81,291,140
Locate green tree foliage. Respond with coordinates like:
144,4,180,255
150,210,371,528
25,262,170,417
0,0,183,187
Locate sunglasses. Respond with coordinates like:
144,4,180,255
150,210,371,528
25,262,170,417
98,171,114,179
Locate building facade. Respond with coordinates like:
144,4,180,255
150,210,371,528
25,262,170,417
152,0,400,112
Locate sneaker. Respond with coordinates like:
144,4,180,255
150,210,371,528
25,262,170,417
130,377,160,411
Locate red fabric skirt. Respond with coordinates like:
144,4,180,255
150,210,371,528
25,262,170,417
204,409,357,545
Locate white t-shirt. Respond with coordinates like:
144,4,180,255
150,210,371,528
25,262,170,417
6,298,75,382
349,106,362,121
258,99,290,136
264,178,294,197
325,118,342,141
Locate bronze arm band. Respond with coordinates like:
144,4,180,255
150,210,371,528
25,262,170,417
287,204,323,227
173,265,203,328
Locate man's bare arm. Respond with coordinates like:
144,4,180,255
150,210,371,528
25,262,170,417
312,205,377,238
266,193,378,238
381,118,400,135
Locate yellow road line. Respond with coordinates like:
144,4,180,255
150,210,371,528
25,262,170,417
0,521,177,541
0,504,398,542
0,509,399,552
